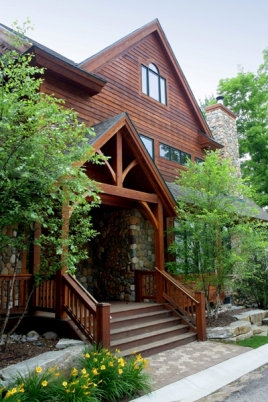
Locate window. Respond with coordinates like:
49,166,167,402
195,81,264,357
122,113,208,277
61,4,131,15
140,135,154,159
160,143,191,166
141,63,167,105
195,157,204,164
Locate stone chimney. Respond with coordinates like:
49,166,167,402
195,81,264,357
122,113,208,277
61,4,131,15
205,96,241,177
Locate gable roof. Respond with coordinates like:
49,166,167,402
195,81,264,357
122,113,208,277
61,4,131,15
79,19,216,141
88,113,176,216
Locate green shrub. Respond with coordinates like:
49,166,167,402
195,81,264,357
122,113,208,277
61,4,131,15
0,346,151,401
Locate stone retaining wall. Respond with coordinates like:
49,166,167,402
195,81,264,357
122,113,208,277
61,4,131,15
76,209,155,302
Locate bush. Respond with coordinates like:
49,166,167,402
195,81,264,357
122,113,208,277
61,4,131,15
0,346,151,401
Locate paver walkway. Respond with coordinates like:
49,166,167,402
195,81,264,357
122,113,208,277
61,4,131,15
146,341,251,390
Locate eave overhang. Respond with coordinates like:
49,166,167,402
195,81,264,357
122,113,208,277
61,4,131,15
27,45,106,96
198,131,224,151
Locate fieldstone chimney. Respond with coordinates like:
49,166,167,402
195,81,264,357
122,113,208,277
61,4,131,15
205,96,241,177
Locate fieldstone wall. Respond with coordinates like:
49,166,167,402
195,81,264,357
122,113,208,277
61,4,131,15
0,246,22,275
206,103,241,177
76,209,155,302
0,239,23,308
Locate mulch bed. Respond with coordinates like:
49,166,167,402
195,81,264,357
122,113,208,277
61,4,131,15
0,339,58,370
206,307,253,328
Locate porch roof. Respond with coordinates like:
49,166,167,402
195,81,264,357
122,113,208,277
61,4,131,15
166,182,268,222
87,113,176,217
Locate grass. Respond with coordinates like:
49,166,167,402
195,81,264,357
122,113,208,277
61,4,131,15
236,335,268,349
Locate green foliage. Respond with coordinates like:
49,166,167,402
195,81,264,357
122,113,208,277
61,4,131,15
231,224,268,309
77,345,151,401
167,150,262,314
0,347,151,401
0,30,104,277
198,94,216,118
217,49,268,207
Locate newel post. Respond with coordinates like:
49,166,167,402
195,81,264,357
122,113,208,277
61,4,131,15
195,291,206,341
96,303,111,348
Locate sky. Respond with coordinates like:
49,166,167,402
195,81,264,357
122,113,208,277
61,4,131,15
1,0,268,102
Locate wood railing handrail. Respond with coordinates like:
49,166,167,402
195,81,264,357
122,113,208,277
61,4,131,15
0,274,32,280
155,268,206,341
62,274,98,313
61,273,110,347
63,273,99,304
155,268,198,303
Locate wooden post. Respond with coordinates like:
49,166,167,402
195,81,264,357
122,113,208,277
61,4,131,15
135,271,142,302
55,202,69,319
195,291,206,341
116,131,123,187
154,202,165,303
96,303,111,348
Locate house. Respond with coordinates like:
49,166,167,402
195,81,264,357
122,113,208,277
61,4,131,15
0,19,255,354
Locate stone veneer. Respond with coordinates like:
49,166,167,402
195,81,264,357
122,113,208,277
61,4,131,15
76,209,155,302
0,239,23,307
206,103,241,177
0,247,22,275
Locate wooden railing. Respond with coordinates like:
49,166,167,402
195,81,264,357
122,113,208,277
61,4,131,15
0,274,32,315
34,276,56,310
62,274,110,347
135,270,156,301
0,273,110,347
135,269,206,341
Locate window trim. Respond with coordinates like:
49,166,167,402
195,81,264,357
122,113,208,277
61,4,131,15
141,63,167,105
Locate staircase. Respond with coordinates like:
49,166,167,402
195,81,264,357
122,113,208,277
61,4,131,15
110,303,197,357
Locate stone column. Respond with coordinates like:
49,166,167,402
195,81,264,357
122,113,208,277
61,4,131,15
206,98,241,177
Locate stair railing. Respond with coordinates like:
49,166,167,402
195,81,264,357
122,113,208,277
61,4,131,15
62,274,110,347
135,268,206,341
155,268,206,341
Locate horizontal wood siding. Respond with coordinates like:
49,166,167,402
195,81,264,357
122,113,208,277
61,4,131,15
42,33,207,182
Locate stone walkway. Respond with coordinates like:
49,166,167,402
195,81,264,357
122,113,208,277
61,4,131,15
146,341,251,390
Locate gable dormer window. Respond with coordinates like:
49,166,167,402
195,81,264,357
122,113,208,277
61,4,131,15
141,63,167,105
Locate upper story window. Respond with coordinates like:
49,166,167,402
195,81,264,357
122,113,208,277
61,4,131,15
141,63,167,105
195,157,204,164
140,135,154,159
160,143,191,166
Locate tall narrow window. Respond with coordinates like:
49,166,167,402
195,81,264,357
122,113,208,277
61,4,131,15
141,63,167,105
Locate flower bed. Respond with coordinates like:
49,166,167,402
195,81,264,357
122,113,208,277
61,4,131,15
0,346,151,401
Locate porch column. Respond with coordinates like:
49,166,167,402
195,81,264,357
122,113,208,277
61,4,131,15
55,202,69,319
154,202,165,303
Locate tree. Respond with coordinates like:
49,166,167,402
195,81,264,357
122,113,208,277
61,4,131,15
231,224,268,309
166,150,264,317
217,49,268,207
0,25,103,346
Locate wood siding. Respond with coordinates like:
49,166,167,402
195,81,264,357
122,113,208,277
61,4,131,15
83,33,207,182
42,32,207,183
